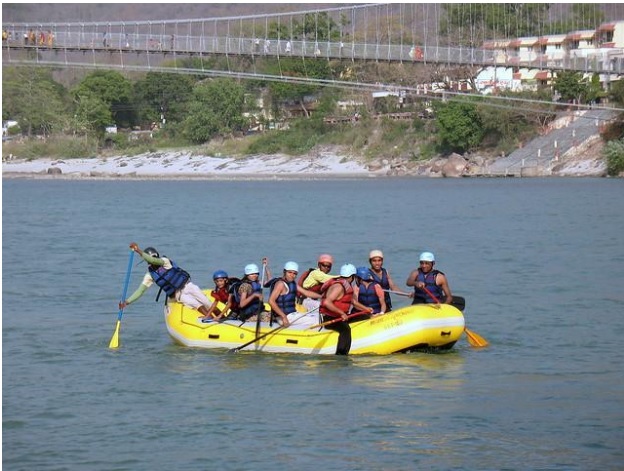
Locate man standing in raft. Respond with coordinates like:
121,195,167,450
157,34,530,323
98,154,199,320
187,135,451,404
119,242,214,318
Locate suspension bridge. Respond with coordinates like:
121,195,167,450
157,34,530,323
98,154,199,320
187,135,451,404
3,3,624,82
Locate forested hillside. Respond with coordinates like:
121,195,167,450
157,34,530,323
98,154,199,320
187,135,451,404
4,3,624,27
3,4,351,23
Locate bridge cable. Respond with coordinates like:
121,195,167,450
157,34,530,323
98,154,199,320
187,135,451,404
277,15,283,79
224,19,231,75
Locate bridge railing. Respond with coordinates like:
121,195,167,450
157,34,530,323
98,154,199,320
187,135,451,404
4,24,623,73
0,28,506,69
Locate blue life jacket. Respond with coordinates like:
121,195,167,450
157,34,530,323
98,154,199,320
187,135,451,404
370,267,392,310
148,259,190,301
269,278,297,316
233,279,262,320
412,269,444,304
357,280,382,313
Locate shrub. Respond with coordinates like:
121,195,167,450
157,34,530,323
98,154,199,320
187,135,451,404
604,138,624,176
4,135,98,159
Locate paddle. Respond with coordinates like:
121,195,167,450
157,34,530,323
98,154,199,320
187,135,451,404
229,309,315,353
306,310,368,329
421,287,488,348
255,259,267,338
108,249,135,349
464,326,489,348
383,289,411,296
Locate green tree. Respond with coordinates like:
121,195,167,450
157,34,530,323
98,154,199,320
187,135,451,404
478,89,556,142
2,67,68,136
583,73,605,104
568,4,604,30
609,80,624,106
181,78,247,144
133,72,196,126
603,137,624,176
609,79,624,107
264,58,331,117
553,71,588,103
434,99,484,153
441,4,551,46
72,70,134,127
182,108,221,144
72,92,113,137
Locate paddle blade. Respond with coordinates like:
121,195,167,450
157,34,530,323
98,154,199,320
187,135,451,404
108,320,121,349
465,327,489,348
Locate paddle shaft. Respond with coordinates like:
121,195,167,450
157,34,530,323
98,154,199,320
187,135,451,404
422,286,442,304
118,249,135,320
255,260,267,338
230,309,315,352
383,289,410,297
307,310,368,329
108,249,135,349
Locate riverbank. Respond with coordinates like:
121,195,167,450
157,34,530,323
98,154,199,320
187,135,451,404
1,143,609,179
2,149,380,180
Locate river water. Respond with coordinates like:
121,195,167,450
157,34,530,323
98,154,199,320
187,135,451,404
3,178,623,470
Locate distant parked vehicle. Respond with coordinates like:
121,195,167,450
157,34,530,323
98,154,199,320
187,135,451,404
2,120,20,138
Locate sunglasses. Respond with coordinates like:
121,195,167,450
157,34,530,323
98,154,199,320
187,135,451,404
420,261,433,265
319,263,332,269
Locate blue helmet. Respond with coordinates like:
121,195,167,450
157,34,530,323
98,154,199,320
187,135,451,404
356,266,372,280
213,270,228,280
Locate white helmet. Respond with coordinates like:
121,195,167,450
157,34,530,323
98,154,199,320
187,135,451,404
419,252,435,262
340,263,357,277
244,263,260,275
369,249,384,260
283,261,299,272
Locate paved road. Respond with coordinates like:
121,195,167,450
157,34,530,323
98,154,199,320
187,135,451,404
486,108,617,176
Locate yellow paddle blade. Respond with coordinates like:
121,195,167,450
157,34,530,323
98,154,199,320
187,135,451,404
465,327,489,348
108,320,121,349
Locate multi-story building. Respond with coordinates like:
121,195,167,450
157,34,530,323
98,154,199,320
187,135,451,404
480,21,624,93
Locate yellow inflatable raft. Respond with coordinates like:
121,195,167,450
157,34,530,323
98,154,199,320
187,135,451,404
164,290,465,355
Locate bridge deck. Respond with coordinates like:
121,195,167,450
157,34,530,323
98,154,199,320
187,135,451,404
3,35,623,74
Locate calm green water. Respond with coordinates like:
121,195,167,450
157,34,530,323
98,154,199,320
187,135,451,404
3,178,624,470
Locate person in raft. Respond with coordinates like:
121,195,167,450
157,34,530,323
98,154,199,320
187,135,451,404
119,243,214,318
319,263,375,355
199,270,234,321
405,251,453,304
353,266,386,315
230,262,268,322
264,261,322,327
298,253,337,311
368,249,412,311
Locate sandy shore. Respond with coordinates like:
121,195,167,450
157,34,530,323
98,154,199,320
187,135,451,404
2,151,388,180
3,147,611,179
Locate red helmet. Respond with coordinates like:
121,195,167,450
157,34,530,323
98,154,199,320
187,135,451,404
318,253,334,264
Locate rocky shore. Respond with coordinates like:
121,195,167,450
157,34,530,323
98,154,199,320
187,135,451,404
2,142,609,179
